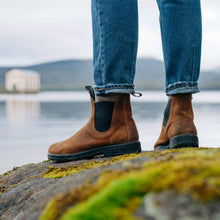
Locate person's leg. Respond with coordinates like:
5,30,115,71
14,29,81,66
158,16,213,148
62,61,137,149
48,0,141,161
155,0,202,150
92,0,138,95
157,0,202,95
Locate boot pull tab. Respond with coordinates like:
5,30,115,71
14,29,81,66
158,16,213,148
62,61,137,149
132,92,142,98
85,86,95,101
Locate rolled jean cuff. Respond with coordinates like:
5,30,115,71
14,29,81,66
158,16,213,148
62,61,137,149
166,82,200,96
93,84,135,95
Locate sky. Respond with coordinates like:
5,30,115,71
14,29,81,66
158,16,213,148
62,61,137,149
0,0,219,70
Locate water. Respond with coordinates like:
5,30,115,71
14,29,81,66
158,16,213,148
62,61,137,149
0,91,220,174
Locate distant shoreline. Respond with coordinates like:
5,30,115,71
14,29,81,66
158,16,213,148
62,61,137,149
1,90,220,104
1,58,220,92
1,88,220,94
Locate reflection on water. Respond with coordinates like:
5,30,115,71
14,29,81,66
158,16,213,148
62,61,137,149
6,101,40,127
0,91,220,173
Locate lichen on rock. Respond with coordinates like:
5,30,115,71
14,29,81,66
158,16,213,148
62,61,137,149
42,152,150,179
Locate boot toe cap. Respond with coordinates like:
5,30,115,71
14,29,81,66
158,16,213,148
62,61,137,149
48,142,62,154
48,141,78,154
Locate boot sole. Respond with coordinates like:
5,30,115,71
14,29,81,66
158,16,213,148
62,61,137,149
155,135,199,151
48,141,142,162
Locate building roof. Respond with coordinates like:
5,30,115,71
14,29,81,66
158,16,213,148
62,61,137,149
15,69,39,75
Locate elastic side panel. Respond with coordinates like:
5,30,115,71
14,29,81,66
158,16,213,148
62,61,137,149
95,102,115,132
163,98,172,127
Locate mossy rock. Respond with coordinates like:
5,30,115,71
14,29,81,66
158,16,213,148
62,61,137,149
42,152,151,179
40,148,220,220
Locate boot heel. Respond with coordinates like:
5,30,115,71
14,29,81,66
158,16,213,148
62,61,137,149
104,141,142,157
170,135,199,149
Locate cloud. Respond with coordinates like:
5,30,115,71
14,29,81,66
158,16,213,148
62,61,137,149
0,0,93,65
0,0,219,70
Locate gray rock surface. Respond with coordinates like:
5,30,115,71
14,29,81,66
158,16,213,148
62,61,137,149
1,150,220,220
0,154,150,220
134,192,220,220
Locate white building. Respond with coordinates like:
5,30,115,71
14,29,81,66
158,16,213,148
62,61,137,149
5,69,41,93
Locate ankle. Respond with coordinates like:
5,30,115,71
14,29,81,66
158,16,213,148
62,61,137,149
171,93,192,99
95,94,121,103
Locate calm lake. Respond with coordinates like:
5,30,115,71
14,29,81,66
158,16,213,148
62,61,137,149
0,91,220,174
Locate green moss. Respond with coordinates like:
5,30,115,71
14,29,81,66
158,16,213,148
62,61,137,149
0,186,8,194
2,166,19,176
42,149,185,179
40,169,130,220
2,172,9,176
22,163,35,167
40,148,220,220
1,163,34,176
0,183,19,194
12,166,20,171
42,152,149,179
19,190,30,203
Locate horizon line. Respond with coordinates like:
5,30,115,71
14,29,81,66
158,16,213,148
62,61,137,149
0,57,218,72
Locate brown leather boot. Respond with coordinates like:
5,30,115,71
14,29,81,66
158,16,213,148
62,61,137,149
48,86,141,162
154,93,199,150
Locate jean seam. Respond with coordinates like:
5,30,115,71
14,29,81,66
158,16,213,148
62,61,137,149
97,1,104,85
166,82,198,93
129,45,134,84
158,1,166,86
95,86,134,91
191,47,196,82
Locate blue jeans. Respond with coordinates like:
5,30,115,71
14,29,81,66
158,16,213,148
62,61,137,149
92,0,202,95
